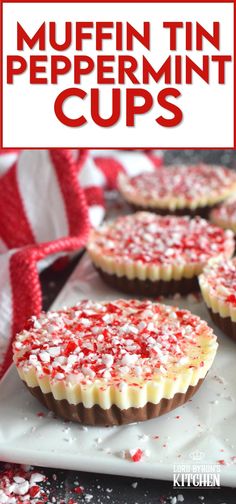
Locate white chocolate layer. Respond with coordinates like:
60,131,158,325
17,359,215,409
89,249,204,281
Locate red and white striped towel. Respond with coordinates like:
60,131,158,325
0,148,163,378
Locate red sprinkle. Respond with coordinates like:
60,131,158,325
29,485,40,497
131,449,143,462
226,294,236,305
74,486,84,494
217,459,226,465
64,341,77,356
37,412,45,417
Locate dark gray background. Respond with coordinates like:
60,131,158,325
164,150,236,167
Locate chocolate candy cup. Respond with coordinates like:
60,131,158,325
26,379,203,426
96,267,200,297
130,203,216,219
207,307,236,343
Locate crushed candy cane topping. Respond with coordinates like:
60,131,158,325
119,164,236,204
0,466,47,504
88,213,234,266
200,258,236,306
13,299,216,385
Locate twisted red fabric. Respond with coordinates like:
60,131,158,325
0,149,90,378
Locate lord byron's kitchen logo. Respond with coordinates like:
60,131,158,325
173,450,221,488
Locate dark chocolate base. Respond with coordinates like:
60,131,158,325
130,203,215,219
26,379,203,426
207,306,236,342
96,267,200,297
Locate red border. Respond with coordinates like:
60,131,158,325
234,0,236,148
2,1,234,3
0,1,3,149
0,0,235,149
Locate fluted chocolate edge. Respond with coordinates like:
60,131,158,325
207,307,236,343
129,203,216,218
95,267,200,297
26,379,204,426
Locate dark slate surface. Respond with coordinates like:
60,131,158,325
164,149,236,167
